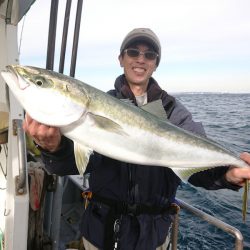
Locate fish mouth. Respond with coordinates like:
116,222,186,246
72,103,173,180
6,65,16,73
5,65,18,80
5,65,30,90
1,65,18,88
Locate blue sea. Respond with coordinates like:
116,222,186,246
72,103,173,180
174,93,250,250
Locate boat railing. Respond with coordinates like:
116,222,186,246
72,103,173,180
13,119,27,195
171,198,244,250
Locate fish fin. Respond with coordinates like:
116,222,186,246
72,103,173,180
88,113,128,136
120,99,134,105
25,134,41,156
74,142,93,176
141,100,167,120
120,99,168,120
172,167,214,183
242,180,249,222
121,98,167,120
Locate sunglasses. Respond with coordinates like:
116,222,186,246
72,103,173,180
123,48,158,60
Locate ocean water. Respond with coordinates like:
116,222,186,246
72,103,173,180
174,93,250,250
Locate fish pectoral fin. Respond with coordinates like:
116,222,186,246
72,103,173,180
88,113,128,136
120,98,134,105
172,166,213,183
141,99,167,120
74,142,93,175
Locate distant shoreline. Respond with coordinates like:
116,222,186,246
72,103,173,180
171,92,250,95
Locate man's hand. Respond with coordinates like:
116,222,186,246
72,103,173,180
23,113,62,152
225,152,250,187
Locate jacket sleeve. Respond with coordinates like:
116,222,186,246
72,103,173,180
40,136,79,176
188,167,241,191
169,100,241,191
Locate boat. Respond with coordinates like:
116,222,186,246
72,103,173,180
0,1,245,249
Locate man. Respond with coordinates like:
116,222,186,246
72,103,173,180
24,28,250,250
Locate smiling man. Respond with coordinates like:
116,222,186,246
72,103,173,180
23,28,250,250
118,29,159,97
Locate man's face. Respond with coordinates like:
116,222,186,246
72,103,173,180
119,44,157,87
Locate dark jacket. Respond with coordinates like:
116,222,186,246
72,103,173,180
41,75,240,250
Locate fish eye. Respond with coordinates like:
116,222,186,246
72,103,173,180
35,79,43,86
33,76,53,88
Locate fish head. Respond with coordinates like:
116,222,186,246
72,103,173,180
1,65,87,126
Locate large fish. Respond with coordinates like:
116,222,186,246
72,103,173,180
1,65,249,219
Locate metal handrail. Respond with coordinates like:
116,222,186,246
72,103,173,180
13,119,27,195
171,198,244,250
70,0,83,77
59,0,72,73
43,2,84,249
46,0,59,70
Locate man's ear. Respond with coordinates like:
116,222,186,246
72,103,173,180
118,55,124,67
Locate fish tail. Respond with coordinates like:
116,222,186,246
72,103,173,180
242,179,249,222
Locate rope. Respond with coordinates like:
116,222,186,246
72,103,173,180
18,15,26,56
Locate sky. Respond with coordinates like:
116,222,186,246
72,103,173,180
18,0,250,93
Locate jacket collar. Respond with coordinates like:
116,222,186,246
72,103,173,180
114,74,175,117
